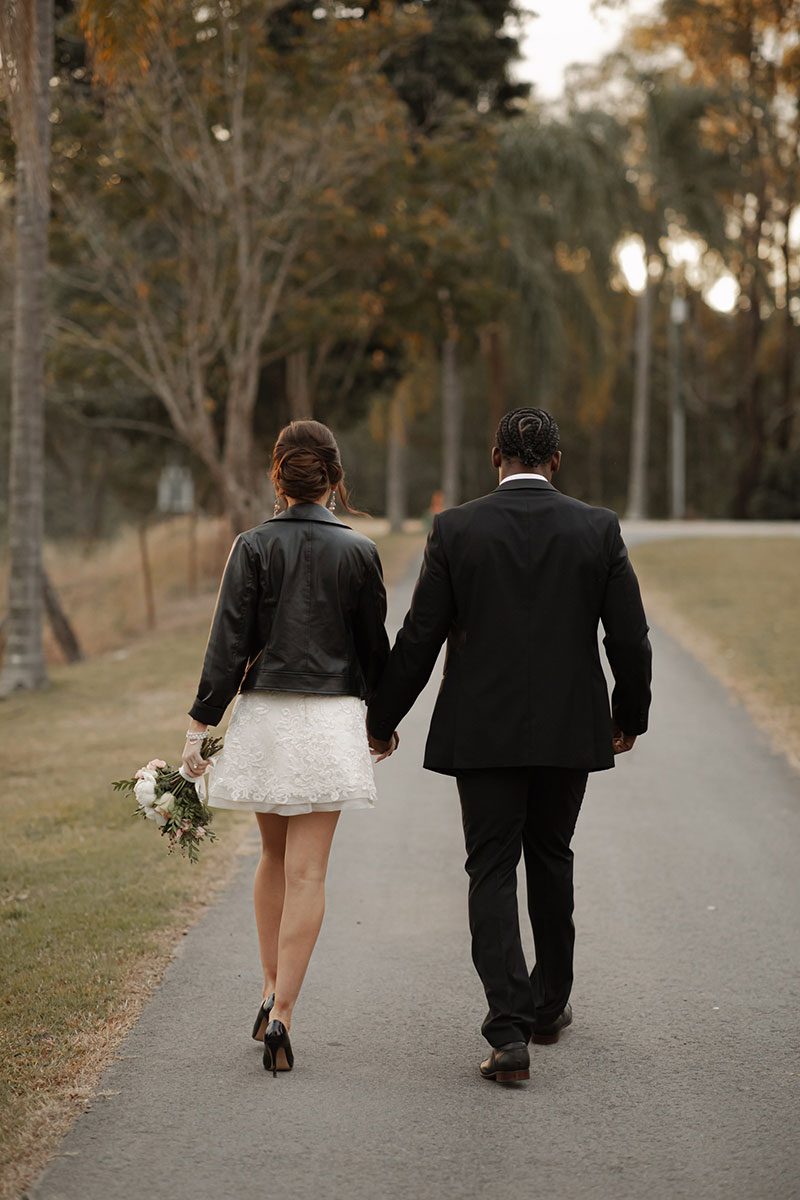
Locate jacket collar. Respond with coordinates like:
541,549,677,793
493,477,556,492
272,502,351,528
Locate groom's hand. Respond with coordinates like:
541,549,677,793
368,731,399,763
611,719,636,755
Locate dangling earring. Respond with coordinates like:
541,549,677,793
274,497,281,517
328,489,336,512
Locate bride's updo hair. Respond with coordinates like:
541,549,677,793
271,420,362,513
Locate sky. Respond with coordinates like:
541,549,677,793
515,0,659,99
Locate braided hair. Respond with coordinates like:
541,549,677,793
495,408,560,468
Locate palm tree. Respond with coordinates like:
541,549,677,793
0,0,159,694
492,107,638,435
0,0,52,695
621,72,730,519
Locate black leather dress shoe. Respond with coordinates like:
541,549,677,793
479,1041,530,1082
531,1003,572,1045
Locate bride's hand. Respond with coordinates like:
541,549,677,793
182,737,210,778
368,731,399,763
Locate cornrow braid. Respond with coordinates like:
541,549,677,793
496,408,560,468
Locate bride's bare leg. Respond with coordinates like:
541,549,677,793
271,810,340,1029
254,813,289,999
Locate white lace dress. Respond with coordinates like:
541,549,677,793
205,690,377,815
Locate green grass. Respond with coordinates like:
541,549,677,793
0,529,424,1198
631,537,800,760
0,611,247,1197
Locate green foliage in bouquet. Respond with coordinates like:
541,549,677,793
112,735,223,863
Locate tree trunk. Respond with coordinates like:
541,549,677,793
441,324,463,509
587,420,604,505
731,307,766,519
386,387,407,533
625,283,652,521
42,569,84,663
485,324,506,445
138,522,157,631
0,0,53,696
286,350,311,421
188,509,199,598
668,297,686,520
219,412,262,535
775,210,796,452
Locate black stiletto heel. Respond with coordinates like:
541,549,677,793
263,1019,294,1076
251,993,275,1042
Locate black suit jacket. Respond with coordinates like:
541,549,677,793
367,479,652,774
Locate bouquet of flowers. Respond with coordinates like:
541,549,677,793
113,735,223,863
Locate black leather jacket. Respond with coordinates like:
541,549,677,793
189,504,390,727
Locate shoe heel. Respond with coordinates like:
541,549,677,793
263,1019,293,1076
253,994,275,1042
531,1031,559,1045
496,1068,530,1082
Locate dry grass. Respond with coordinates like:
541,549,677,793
0,516,424,665
0,516,233,662
0,524,424,1200
631,537,800,771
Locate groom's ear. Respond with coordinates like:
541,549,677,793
492,446,502,469
551,451,562,475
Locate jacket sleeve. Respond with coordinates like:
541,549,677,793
367,516,454,741
600,517,652,736
189,535,259,726
352,544,390,702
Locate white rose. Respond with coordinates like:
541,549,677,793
144,807,159,821
134,778,157,810
153,811,168,827
155,791,175,815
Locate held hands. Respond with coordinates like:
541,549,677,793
611,718,637,755
368,730,400,763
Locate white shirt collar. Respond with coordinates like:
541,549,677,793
499,472,549,485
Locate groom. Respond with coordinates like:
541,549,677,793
367,408,651,1082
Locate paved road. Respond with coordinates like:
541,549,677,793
30,546,799,1200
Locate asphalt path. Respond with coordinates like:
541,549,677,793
30,534,800,1200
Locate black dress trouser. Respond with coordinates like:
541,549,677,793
457,766,588,1048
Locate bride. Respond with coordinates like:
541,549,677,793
181,420,398,1076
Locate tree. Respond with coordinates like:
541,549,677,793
272,0,530,127
380,0,529,127
52,0,511,529
489,106,639,489
602,64,729,517
0,0,165,692
630,0,800,515
375,0,529,507
0,0,53,694
55,2,440,533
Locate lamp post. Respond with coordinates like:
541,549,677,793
668,294,688,519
